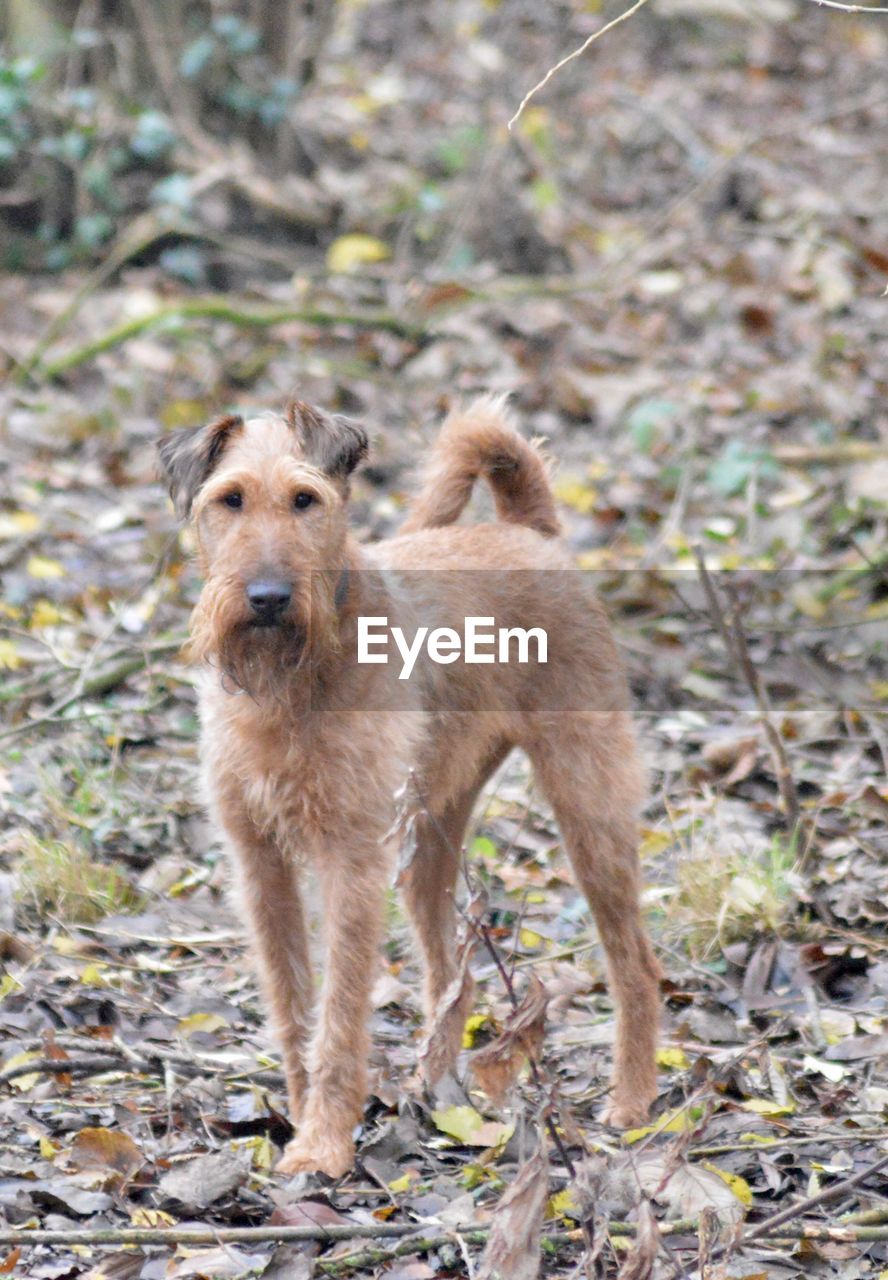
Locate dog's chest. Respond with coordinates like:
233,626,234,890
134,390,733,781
200,687,415,850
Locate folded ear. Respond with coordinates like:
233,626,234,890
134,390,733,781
287,399,368,480
156,415,243,518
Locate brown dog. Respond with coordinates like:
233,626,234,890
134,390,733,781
158,397,661,1177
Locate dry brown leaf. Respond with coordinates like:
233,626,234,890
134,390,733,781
159,1149,250,1211
417,934,475,1086
477,1147,549,1280
617,1200,660,1280
472,975,547,1103
68,1127,145,1186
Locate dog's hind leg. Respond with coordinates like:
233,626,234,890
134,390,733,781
400,740,509,1063
524,712,661,1128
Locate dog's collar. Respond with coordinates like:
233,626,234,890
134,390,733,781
334,566,350,612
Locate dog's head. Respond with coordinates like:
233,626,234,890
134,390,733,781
157,400,367,691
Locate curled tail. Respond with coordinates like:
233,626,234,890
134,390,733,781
401,396,560,538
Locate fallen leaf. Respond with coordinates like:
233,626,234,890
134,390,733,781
477,1148,548,1280
617,1200,660,1279
326,233,390,273
177,1011,228,1037
26,554,64,579
701,1162,753,1207
637,1154,745,1225
68,1127,145,1186
418,936,475,1086
431,1104,514,1149
472,975,547,1103
270,1199,351,1229
159,1149,250,1210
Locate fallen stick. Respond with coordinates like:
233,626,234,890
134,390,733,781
7,1218,888,1251
0,1048,284,1091
37,299,428,380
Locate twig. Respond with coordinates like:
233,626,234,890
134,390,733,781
8,1219,888,1251
743,1150,888,1243
509,0,652,129
802,0,888,11
36,298,428,380
0,1055,122,1083
0,642,184,744
694,549,801,830
0,1041,285,1091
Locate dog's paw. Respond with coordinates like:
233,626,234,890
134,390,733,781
275,1133,355,1179
599,1098,652,1130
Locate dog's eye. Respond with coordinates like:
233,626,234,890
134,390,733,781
222,491,243,510
293,491,315,511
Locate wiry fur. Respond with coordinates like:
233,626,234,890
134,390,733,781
400,396,560,537
158,396,661,1178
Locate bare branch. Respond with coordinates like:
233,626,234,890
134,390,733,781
802,0,888,12
694,549,802,831
509,0,652,130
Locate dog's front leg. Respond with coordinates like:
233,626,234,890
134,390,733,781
218,801,313,1128
276,844,386,1179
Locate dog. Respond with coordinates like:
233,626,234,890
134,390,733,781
157,396,661,1177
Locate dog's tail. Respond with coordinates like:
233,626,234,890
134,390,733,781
400,396,560,537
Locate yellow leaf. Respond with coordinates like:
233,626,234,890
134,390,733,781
576,548,613,570
462,1012,490,1049
2,1051,40,1092
553,477,597,515
0,974,22,1002
26,555,64,580
131,1208,177,1228
547,1187,580,1221
326,234,390,274
656,1047,689,1070
431,1104,514,1149
624,1104,701,1144
388,1171,417,1194
30,600,64,628
738,1132,777,1146
702,1162,753,1206
0,640,21,671
177,1012,227,1038
0,510,40,538
739,1098,795,1117
238,1134,274,1170
39,1136,60,1159
519,928,543,949
639,829,673,858
79,964,110,987
53,935,89,956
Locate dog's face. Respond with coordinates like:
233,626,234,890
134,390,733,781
158,401,367,690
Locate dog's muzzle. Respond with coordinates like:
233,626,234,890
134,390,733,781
246,579,292,626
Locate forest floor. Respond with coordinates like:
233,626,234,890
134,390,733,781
1,3,888,1277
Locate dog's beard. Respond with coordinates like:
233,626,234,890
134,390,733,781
188,573,339,700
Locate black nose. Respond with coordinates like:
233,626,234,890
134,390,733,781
246,580,292,623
